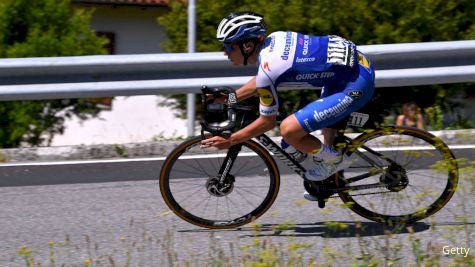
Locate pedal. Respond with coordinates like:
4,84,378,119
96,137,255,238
304,181,330,209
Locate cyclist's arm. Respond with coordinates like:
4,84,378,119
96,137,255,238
228,114,276,145
229,65,279,144
208,76,256,104
200,115,275,149
235,76,257,101
200,79,277,149
201,58,278,149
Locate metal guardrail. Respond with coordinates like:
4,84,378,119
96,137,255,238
0,40,474,100
1,65,475,101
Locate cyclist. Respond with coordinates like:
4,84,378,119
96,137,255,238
200,11,375,200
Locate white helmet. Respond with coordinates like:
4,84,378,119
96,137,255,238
216,11,266,43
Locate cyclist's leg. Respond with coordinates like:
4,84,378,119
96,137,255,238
282,85,372,153
319,87,340,148
280,85,344,154
322,128,337,146
279,84,333,153
280,115,321,153
281,52,375,154
298,66,375,181
295,84,374,135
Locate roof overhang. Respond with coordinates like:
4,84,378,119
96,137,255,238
72,0,169,8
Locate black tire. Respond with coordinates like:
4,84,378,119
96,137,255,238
159,136,280,229
337,126,458,225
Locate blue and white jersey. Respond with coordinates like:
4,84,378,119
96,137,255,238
256,31,361,116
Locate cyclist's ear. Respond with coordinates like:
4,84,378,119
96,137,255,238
243,41,255,52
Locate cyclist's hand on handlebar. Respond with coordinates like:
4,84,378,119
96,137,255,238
200,135,234,150
206,93,227,104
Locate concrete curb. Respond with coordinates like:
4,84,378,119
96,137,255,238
0,141,182,163
0,129,473,163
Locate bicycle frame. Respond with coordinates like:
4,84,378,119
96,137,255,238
253,134,306,177
163,89,459,227
216,134,305,181
204,96,404,197
217,130,401,198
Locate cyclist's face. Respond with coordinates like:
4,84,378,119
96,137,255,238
223,42,234,53
224,43,243,65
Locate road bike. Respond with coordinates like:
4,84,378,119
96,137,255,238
159,86,459,229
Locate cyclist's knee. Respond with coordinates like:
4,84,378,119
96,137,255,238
280,115,306,142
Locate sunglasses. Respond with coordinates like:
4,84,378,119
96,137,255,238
223,43,234,53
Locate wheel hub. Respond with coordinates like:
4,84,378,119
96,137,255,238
206,174,235,197
380,163,409,192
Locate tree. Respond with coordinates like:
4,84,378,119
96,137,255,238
0,0,108,148
158,0,475,129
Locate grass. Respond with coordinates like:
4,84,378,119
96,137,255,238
10,197,474,266
0,150,7,162
113,144,129,158
151,131,185,142
6,157,475,267
11,220,474,267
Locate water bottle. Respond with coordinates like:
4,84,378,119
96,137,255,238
280,139,307,163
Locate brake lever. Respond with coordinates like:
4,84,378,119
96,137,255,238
200,86,239,137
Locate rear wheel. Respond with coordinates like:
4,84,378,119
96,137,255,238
160,136,280,229
337,127,458,225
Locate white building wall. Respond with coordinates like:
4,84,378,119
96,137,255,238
52,95,187,146
51,4,186,146
80,5,169,54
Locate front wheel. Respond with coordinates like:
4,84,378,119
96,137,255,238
160,136,280,229
337,126,458,225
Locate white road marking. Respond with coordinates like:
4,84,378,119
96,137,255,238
0,145,472,167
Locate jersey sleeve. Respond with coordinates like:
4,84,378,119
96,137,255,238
256,62,279,116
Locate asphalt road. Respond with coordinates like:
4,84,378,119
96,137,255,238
0,146,472,187
0,155,473,266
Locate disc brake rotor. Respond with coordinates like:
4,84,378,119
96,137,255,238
206,175,235,197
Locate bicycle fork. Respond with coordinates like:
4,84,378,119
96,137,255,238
217,144,242,183
205,144,243,198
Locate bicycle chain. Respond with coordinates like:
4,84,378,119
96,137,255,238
328,189,393,198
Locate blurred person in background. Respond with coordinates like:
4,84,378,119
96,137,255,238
396,102,424,129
